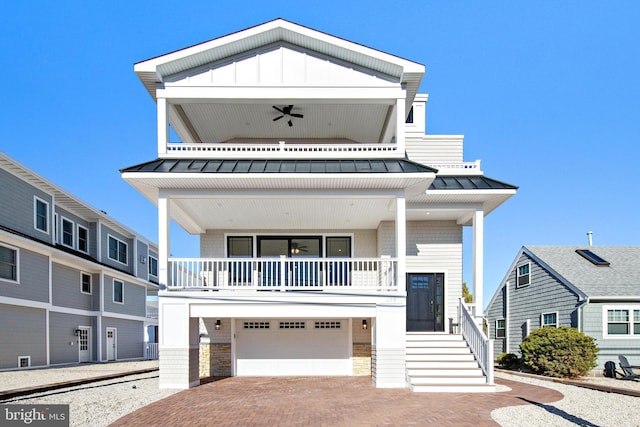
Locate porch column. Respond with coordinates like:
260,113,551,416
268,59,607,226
472,209,484,318
372,303,406,388
395,191,406,292
157,97,168,156
158,301,199,388
395,96,406,156
158,192,170,289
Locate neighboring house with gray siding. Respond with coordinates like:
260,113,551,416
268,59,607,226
485,246,640,372
0,152,159,370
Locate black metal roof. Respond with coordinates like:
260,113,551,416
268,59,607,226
120,158,438,174
428,176,518,190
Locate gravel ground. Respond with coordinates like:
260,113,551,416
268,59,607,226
492,372,640,427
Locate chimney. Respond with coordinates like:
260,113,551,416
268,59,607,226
587,231,593,246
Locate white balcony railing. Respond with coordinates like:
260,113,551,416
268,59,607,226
426,160,482,175
144,342,159,360
167,257,398,292
458,298,494,385
164,141,400,159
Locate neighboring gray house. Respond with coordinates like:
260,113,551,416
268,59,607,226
485,246,640,371
0,152,159,369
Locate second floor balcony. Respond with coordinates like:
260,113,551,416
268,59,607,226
166,257,398,293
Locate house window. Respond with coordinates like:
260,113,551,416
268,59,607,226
495,319,506,338
541,312,558,328
0,244,18,282
605,308,640,336
81,273,91,294
228,236,253,257
78,225,89,253
113,279,124,303
108,236,128,265
148,256,158,277
34,197,49,233
62,218,74,248
517,263,530,288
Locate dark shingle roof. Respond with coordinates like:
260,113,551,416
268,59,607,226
120,158,438,174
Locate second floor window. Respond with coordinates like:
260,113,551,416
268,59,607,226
148,256,158,277
0,244,18,282
113,279,124,303
78,226,89,253
108,236,128,265
34,197,49,233
62,218,74,248
517,263,530,288
81,272,91,294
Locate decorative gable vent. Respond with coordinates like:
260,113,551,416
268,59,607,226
576,249,610,266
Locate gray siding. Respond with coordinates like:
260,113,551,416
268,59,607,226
0,304,47,369
485,286,507,357
136,240,149,280
0,244,50,303
103,275,146,317
49,311,96,364
583,302,640,369
100,225,133,274
51,263,95,310
0,168,54,244
54,207,93,256
102,317,144,360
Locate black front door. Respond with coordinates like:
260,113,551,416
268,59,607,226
406,273,444,332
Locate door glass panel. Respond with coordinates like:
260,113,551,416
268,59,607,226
228,237,252,257
290,238,320,258
326,237,350,258
258,238,289,257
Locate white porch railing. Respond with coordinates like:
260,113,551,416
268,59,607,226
426,160,482,175
458,298,494,385
164,142,399,158
168,257,397,292
143,342,159,360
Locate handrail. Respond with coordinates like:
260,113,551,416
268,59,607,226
167,257,398,292
458,298,494,385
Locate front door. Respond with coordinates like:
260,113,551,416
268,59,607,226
406,273,444,332
106,328,117,361
78,327,91,362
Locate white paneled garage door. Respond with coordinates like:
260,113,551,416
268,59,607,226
236,319,351,376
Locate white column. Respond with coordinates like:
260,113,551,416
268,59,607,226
472,209,484,318
157,97,168,156
395,191,406,293
372,303,406,388
158,192,170,289
159,301,199,388
395,97,406,155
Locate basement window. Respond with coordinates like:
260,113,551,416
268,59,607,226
576,249,610,266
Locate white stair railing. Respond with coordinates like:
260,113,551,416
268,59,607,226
458,298,494,385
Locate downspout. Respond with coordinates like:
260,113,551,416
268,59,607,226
505,281,509,353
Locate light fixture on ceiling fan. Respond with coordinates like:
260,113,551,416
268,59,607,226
272,105,303,127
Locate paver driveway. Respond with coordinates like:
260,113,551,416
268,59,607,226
111,376,562,426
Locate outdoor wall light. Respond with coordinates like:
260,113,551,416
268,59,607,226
362,319,368,330
73,328,81,336
215,319,221,330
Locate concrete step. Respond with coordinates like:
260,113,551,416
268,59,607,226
406,346,471,355
406,340,468,348
407,368,483,376
406,333,463,342
406,353,477,362
409,375,487,385
410,384,496,393
406,360,481,369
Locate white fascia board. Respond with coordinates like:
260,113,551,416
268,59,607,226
158,86,405,101
586,296,640,302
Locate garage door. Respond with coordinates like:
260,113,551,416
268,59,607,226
236,319,351,376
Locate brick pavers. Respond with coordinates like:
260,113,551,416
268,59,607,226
111,376,562,426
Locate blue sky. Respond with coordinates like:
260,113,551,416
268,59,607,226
2,1,639,308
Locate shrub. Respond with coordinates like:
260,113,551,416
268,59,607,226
497,352,520,369
519,326,598,378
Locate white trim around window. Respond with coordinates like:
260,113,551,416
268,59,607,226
80,272,92,295
148,255,158,278
0,243,19,284
516,262,530,288
77,224,89,254
33,196,50,235
603,305,640,339
61,216,75,249
541,311,559,328
113,279,124,304
107,235,128,266
495,318,506,339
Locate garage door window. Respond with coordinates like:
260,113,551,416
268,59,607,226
315,321,341,329
244,321,270,329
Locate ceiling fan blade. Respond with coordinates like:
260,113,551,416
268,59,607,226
272,106,285,114
290,113,303,118
288,120,293,127
273,115,284,121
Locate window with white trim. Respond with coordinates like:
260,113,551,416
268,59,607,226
81,272,91,294
62,217,74,248
541,312,558,328
517,263,530,288
113,279,124,303
495,319,506,338
606,308,640,337
78,225,89,253
148,256,158,277
34,197,49,233
108,235,128,265
0,244,18,282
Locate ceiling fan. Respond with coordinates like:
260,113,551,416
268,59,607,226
272,105,303,127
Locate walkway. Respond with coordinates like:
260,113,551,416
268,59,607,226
111,376,563,426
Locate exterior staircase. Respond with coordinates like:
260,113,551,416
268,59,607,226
406,332,495,393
